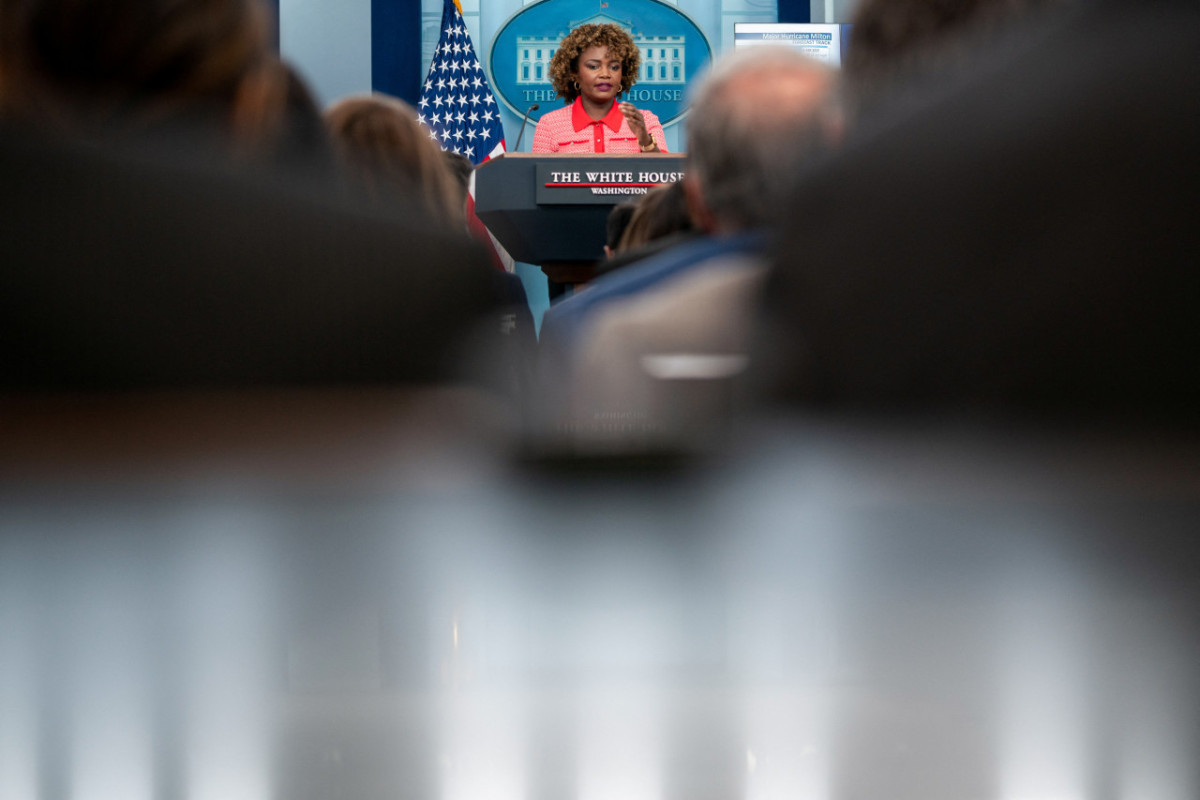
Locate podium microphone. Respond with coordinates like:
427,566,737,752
513,104,540,152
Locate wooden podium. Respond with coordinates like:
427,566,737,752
473,152,687,286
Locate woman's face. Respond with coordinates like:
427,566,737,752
573,44,622,107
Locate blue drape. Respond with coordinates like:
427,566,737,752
372,0,423,104
776,0,811,23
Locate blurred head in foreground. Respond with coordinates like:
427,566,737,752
538,50,838,454
0,0,313,157
442,150,474,211
684,46,838,233
756,0,1200,424
603,199,638,260
0,6,500,391
325,94,465,226
617,181,694,253
843,0,1063,120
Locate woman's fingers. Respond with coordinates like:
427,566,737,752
619,101,645,130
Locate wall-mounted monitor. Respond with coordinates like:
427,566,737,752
733,23,853,67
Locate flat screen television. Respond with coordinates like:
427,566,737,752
733,23,853,67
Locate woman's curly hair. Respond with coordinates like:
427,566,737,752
547,23,641,103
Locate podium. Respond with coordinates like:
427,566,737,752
474,153,687,286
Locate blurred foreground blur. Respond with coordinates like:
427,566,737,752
2,403,1198,800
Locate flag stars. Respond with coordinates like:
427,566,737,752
424,0,505,166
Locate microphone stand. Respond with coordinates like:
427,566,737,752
513,103,540,152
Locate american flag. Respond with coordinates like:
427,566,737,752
418,0,513,271
417,0,505,165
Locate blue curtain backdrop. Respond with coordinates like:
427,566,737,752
777,0,810,23
372,0,423,103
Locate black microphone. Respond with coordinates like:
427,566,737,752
513,104,539,152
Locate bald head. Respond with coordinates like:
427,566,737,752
685,47,838,231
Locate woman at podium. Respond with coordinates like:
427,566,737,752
531,23,668,154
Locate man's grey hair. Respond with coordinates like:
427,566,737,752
685,46,838,230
